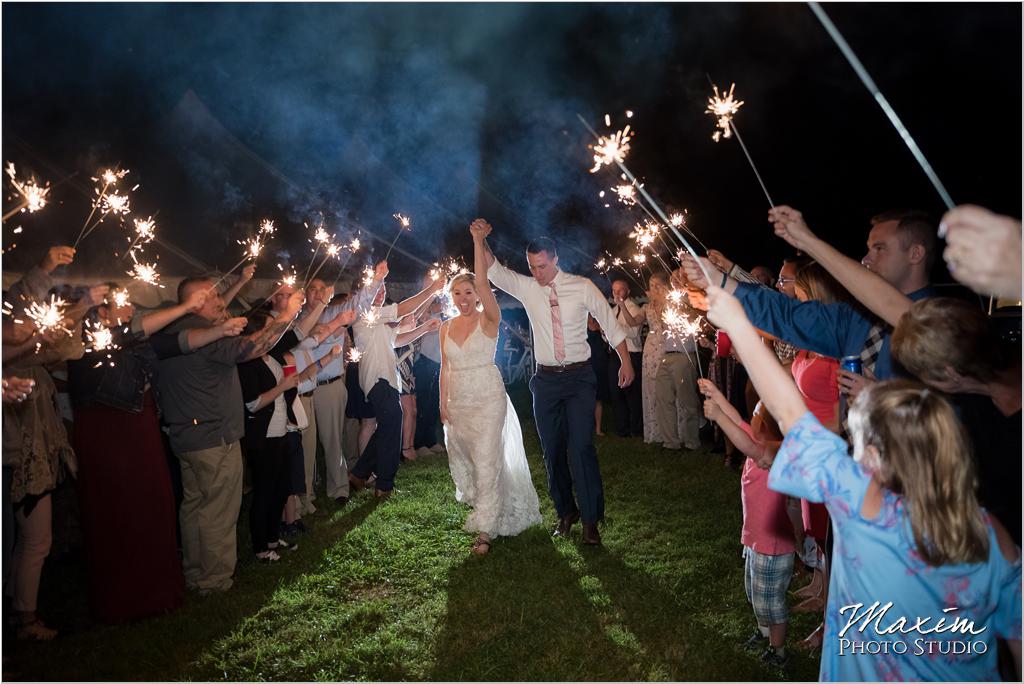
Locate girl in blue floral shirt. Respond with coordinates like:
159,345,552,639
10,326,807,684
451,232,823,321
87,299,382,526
697,274,1020,682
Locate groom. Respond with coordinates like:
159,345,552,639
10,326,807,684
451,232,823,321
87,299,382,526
472,220,635,545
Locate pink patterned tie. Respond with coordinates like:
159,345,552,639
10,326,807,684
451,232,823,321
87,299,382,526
549,283,566,363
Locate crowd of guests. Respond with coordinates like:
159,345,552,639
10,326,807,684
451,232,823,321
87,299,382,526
2,251,447,636
2,199,1021,681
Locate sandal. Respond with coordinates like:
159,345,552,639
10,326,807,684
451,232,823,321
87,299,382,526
17,619,57,641
471,534,491,555
402,446,417,461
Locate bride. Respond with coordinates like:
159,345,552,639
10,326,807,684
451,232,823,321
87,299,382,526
439,219,542,555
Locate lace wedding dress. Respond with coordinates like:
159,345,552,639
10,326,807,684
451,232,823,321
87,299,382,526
443,320,542,538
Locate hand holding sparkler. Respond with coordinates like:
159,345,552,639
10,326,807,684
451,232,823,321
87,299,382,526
706,250,735,274
938,205,1023,299
218,317,247,338
703,284,749,333
374,260,390,281
679,254,729,294
41,246,76,273
767,206,816,252
184,287,210,313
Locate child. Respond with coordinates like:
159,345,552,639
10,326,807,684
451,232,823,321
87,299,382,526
699,377,795,667
699,274,1021,681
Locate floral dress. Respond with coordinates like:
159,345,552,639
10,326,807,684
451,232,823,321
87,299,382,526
770,412,1021,681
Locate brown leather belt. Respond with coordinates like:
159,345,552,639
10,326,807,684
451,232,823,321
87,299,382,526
537,361,590,373
316,375,342,388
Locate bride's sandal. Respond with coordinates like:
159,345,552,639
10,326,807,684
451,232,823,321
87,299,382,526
471,534,491,556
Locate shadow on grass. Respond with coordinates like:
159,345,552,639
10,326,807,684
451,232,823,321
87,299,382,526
429,527,640,681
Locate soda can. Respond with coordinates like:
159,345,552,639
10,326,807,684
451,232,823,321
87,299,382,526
841,355,863,375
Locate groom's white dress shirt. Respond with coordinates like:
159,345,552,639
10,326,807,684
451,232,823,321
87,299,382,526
488,260,627,367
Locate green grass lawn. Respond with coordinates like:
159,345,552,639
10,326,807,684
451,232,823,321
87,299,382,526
9,391,822,681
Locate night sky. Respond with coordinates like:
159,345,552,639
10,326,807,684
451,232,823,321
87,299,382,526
3,3,1021,287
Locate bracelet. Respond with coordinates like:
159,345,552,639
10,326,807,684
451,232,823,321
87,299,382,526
720,271,728,288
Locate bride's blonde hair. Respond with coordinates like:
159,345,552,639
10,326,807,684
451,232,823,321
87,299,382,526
447,272,484,314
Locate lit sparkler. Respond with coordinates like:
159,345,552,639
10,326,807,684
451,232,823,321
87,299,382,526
613,183,638,206
110,289,131,308
661,305,705,377
85,323,117,353
24,295,71,336
361,266,375,288
384,213,412,260
346,347,363,363
128,258,162,287
588,126,633,173
74,167,132,247
361,308,380,327
101,192,131,216
4,162,50,221
706,83,744,143
259,219,276,236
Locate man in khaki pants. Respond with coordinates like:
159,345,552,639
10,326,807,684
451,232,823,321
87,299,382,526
655,332,702,452
152,276,302,594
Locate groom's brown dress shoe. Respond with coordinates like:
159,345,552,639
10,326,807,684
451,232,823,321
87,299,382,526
552,511,580,537
348,473,367,493
581,523,601,546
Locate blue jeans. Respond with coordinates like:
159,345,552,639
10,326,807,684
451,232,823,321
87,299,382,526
350,380,402,492
529,366,604,524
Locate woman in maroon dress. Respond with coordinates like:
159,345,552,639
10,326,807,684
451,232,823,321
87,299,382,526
67,287,238,622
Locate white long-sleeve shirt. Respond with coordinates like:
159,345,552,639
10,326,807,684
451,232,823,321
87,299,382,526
488,260,626,366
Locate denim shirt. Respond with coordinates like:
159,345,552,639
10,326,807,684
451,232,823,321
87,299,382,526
67,311,183,414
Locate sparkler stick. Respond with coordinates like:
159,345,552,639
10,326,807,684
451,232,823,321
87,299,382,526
303,222,331,283
384,213,411,261
807,2,954,211
329,237,363,290
577,114,711,283
705,78,775,208
73,167,129,248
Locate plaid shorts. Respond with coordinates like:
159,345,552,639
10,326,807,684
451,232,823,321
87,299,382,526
743,546,794,626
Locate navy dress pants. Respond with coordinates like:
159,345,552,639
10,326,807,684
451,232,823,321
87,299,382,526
350,380,403,492
529,366,604,524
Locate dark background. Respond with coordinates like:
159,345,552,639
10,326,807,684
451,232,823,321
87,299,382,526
3,3,1021,286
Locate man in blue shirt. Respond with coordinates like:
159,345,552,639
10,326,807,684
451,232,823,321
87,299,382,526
684,208,937,391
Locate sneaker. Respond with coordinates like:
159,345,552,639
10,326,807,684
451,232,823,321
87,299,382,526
741,631,768,651
268,539,298,552
255,550,281,563
760,646,789,667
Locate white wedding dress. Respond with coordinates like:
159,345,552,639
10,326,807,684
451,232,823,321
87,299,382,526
443,319,542,538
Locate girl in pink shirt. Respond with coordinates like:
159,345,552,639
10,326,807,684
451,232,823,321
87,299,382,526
700,378,796,667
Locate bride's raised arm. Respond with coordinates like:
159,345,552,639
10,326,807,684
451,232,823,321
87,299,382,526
470,219,502,329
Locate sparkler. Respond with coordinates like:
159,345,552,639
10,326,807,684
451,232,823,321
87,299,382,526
3,162,50,221
662,303,705,377
259,219,276,236
24,295,71,337
327,235,365,290
705,79,774,208
346,347,363,363
706,83,744,143
121,216,157,258
361,266,375,288
806,3,954,211
589,126,633,173
110,289,131,308
74,167,130,247
127,257,163,287
212,229,269,290
384,213,412,260
361,308,380,327
577,114,710,282
84,322,118,353
613,183,638,206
